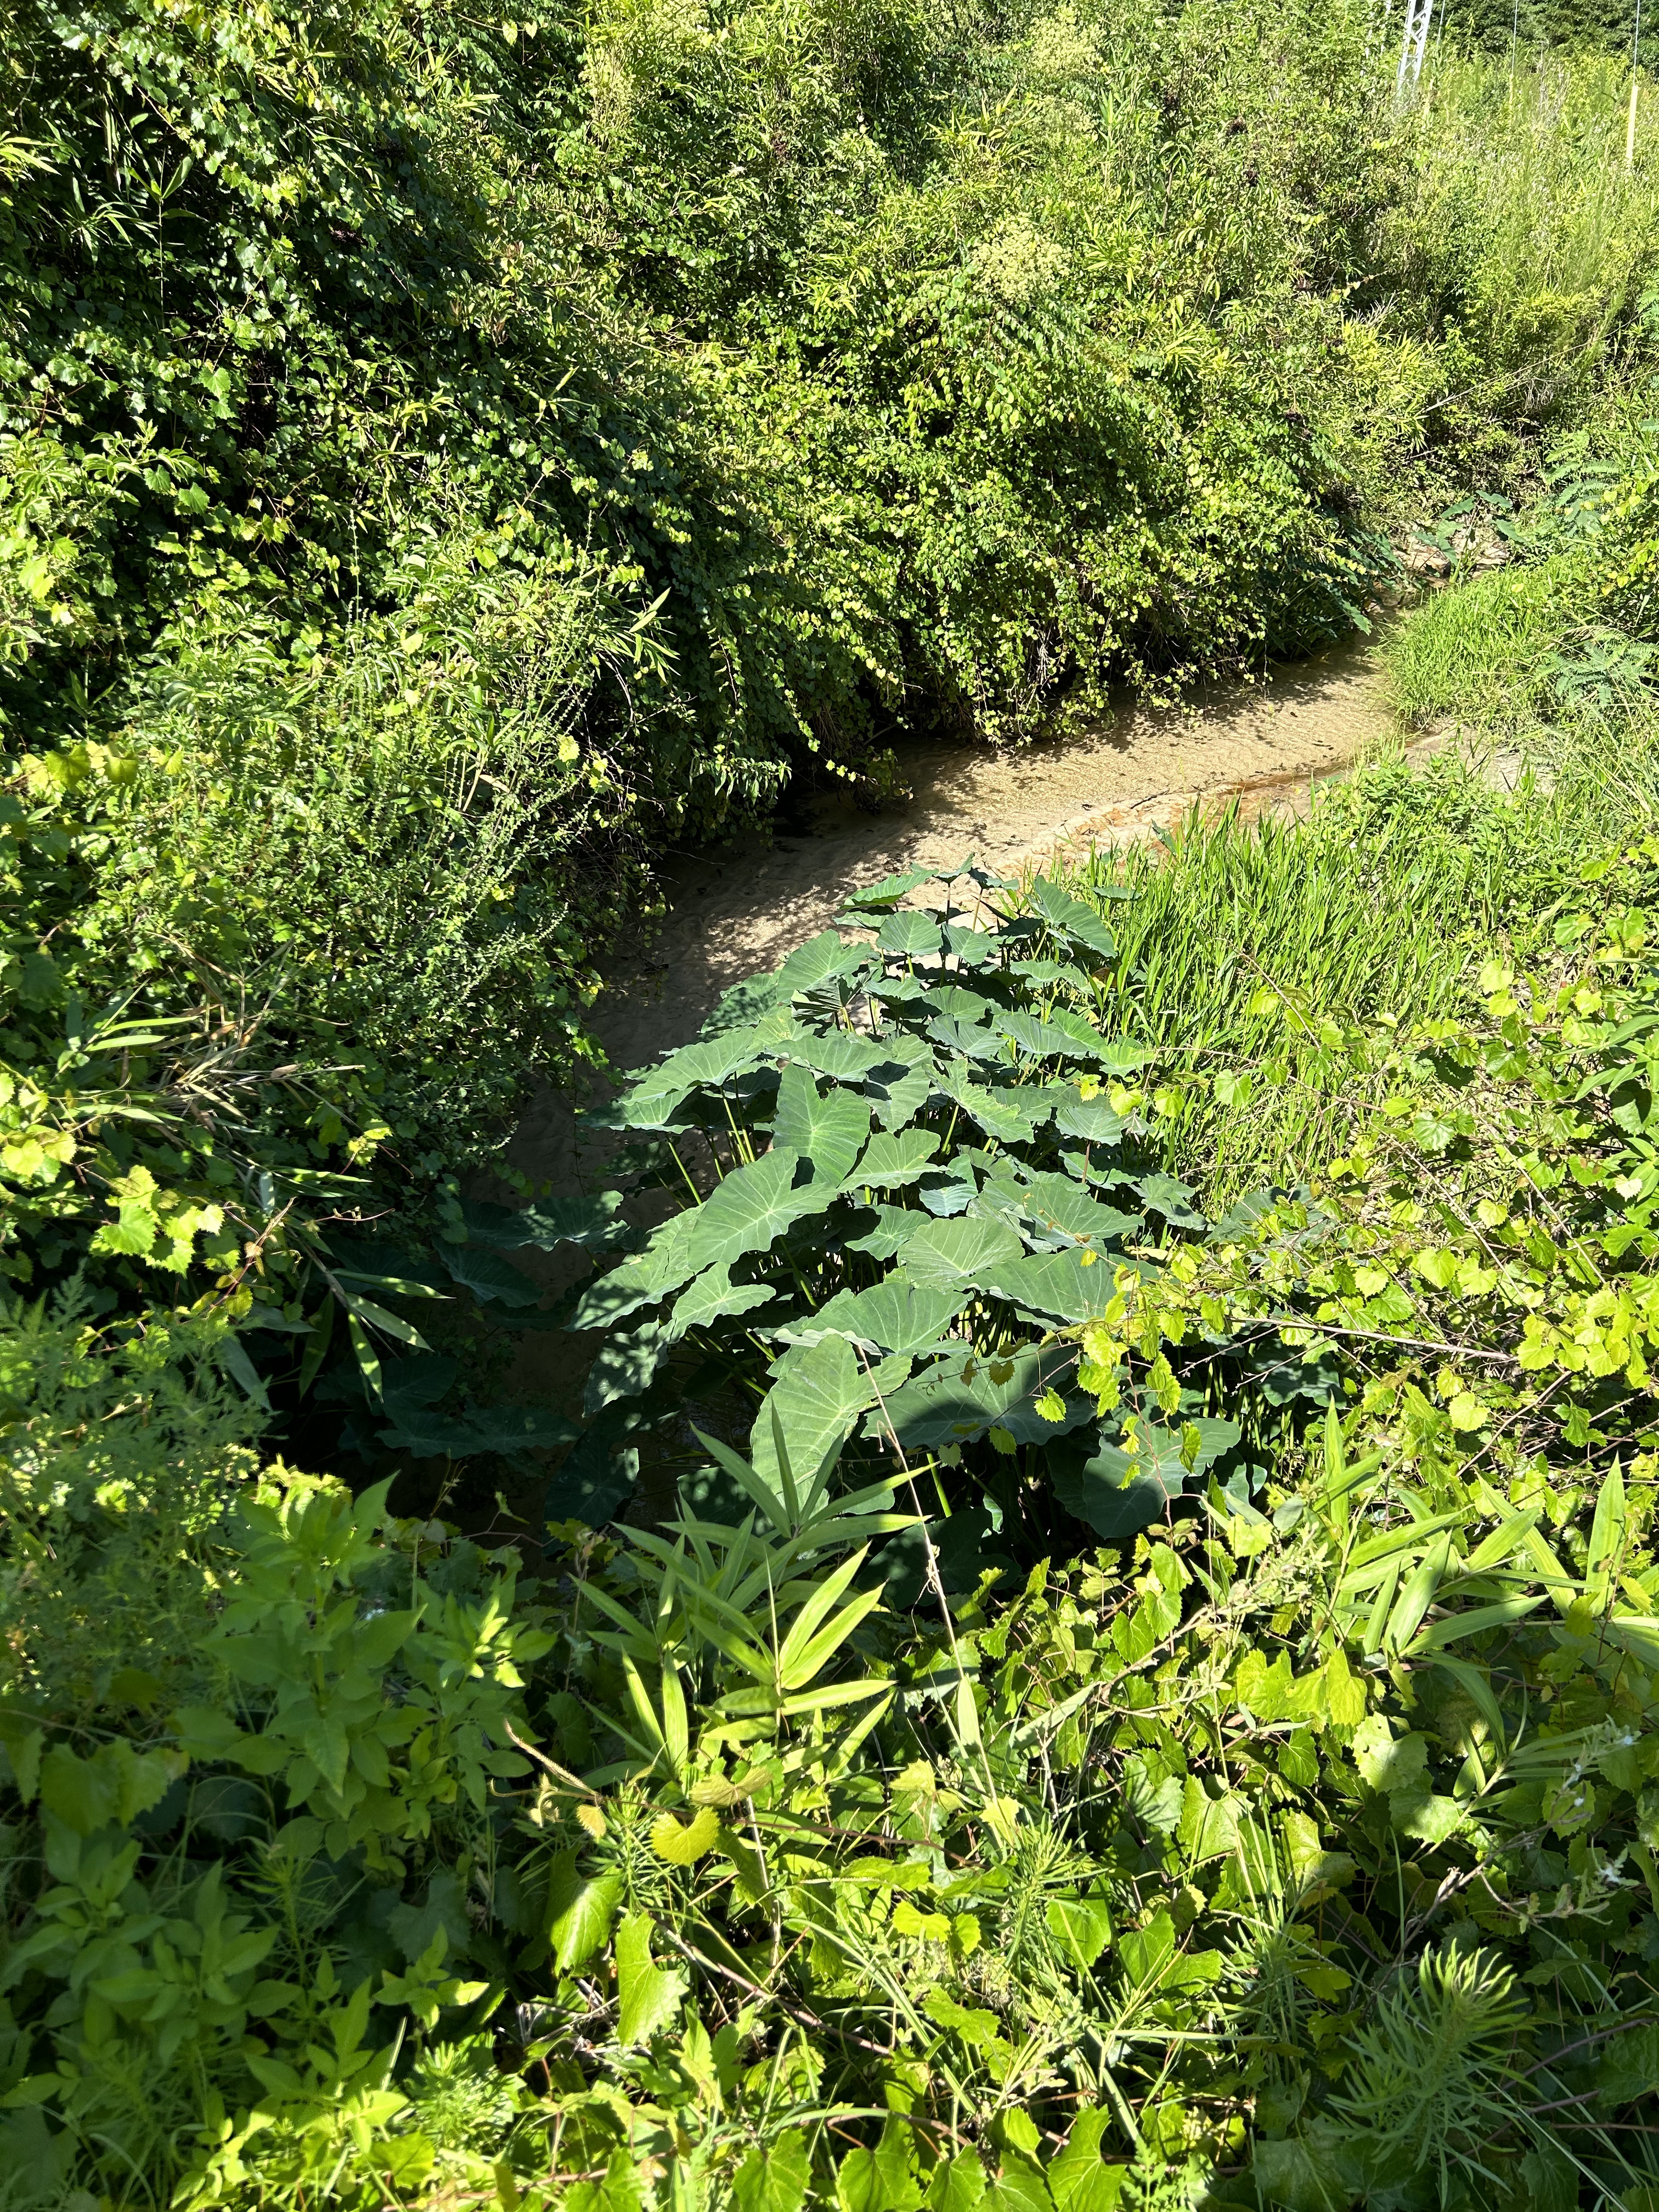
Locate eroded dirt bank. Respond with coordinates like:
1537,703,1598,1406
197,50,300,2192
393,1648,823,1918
506,635,1397,1189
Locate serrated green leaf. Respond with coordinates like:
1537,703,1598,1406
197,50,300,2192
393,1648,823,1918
548,1853,624,1970
615,1912,685,2046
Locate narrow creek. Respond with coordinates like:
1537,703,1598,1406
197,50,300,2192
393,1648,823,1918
505,633,1398,1193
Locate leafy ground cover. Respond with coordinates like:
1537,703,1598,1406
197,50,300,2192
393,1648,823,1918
8,2,1659,2205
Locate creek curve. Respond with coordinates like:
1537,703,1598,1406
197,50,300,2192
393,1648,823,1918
506,632,1398,1193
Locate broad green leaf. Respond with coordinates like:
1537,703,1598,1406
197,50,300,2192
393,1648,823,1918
927,1013,1004,1060
622,1028,772,1126
922,1987,1001,2045
838,2116,923,2211
926,2152,989,2212
994,1008,1103,1061
569,1211,701,1329
1052,1464,1168,1542
733,2131,812,2212
1046,1894,1113,1970
1052,1088,1127,1144
1080,1416,1240,1494
1026,874,1119,958
774,930,878,998
463,1193,629,1253
994,1169,1139,1248
843,868,935,911
751,1335,878,1504
935,1068,1037,1143
841,1127,940,1191
1117,1910,1221,1993
790,1029,887,1082
1047,2111,1126,2211
980,1248,1115,1322
807,1278,964,1356
899,1215,1023,1288
667,1263,775,1337
650,1806,720,1864
873,1342,1086,1451
566,2147,650,2212
379,1402,578,1458
583,1318,669,1416
878,909,943,961
547,1853,624,1969
684,1149,823,1273
774,1062,871,1184
441,1244,541,1307
615,1912,686,2046
980,2155,1050,2212
865,1038,934,1130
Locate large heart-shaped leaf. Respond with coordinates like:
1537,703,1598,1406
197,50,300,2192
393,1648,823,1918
621,1025,777,1128
774,1062,871,1184
683,1148,825,1272
995,1008,1105,1063
584,1317,670,1416
442,1244,543,1307
936,1068,1037,1145
1084,1415,1242,1494
865,1038,934,1130
751,1334,885,1508
981,1248,1114,1323
569,1212,699,1329
774,930,878,999
878,909,943,961
1051,1088,1128,1146
1027,874,1119,960
789,1030,887,1083
900,1214,1023,1288
872,1342,1084,1451
841,1127,940,1192
668,1263,775,1338
843,868,935,912
462,1194,630,1253
805,1277,965,1357
381,1402,579,1459
986,1170,1138,1251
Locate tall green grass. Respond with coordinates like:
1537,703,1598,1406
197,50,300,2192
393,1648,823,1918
1070,699,1659,1200
1383,563,1565,727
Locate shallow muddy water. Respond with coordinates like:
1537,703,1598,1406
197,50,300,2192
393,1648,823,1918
504,634,1398,1190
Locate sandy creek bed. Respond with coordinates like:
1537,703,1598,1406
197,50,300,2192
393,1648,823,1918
505,633,1398,1193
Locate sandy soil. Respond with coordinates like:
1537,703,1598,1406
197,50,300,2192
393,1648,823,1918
504,635,1399,1190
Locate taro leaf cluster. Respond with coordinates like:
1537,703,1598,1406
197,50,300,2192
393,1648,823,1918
548,866,1254,1570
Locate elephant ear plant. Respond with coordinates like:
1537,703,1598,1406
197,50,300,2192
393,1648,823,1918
546,863,1268,1579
